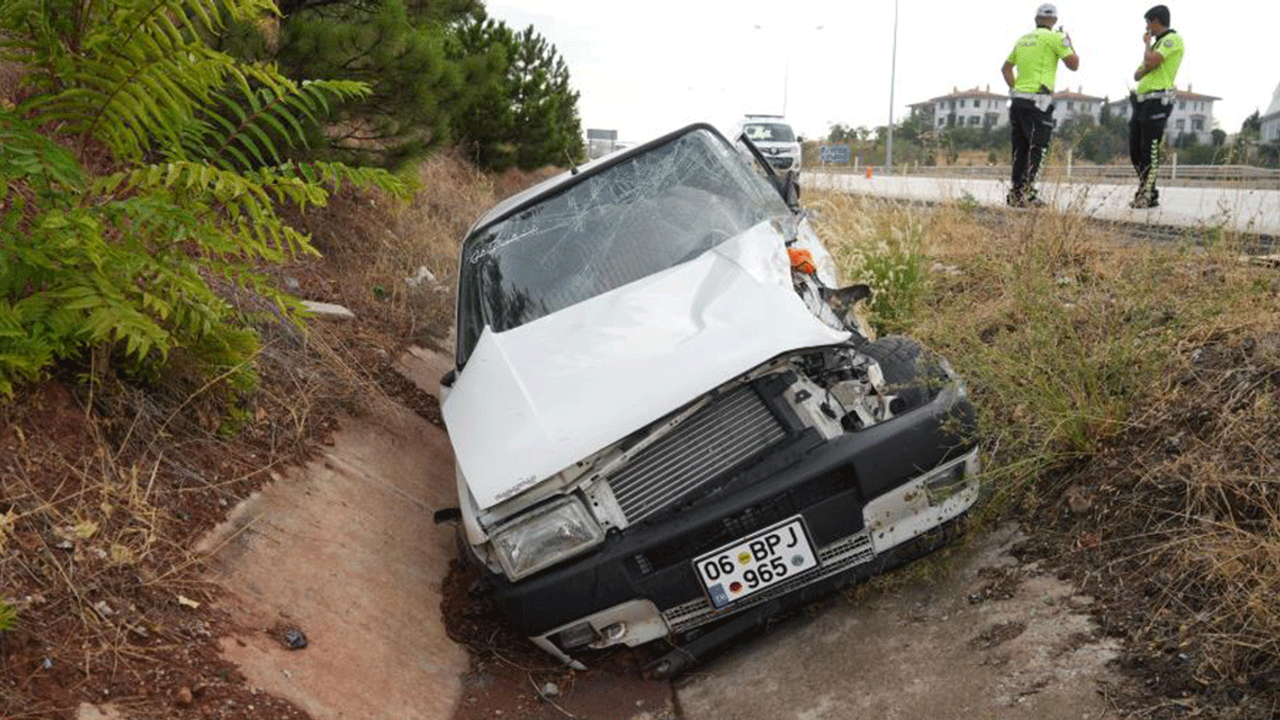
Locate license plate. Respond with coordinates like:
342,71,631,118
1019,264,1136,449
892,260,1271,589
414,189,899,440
693,516,818,609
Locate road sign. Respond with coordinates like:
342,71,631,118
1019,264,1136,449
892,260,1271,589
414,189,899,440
819,145,852,164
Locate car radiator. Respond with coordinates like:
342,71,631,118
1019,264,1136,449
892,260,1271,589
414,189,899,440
609,385,786,524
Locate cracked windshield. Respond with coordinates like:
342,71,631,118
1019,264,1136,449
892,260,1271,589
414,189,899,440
458,128,789,360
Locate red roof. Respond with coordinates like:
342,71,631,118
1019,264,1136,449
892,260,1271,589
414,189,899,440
915,87,1008,103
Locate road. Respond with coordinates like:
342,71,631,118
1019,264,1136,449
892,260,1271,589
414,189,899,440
805,171,1280,236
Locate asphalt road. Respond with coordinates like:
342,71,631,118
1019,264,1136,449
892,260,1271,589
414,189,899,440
806,171,1280,237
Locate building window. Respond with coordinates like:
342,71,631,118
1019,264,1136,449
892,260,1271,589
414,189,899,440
1192,118,1204,131
1179,101,1186,110
1175,119,1185,129
938,117,945,126
1067,101,1075,110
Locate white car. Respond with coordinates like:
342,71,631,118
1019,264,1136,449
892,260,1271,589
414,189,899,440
439,124,980,677
730,115,802,173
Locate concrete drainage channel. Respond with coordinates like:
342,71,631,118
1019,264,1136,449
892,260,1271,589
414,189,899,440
196,378,469,719
673,525,1121,720
75,344,1125,720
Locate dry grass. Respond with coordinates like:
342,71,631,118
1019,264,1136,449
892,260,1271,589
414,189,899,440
282,151,496,351
1112,322,1280,695
807,189,1280,712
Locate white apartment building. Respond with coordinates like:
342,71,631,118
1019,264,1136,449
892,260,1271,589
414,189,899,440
910,87,1009,130
1051,89,1105,123
911,87,1106,130
1106,86,1221,145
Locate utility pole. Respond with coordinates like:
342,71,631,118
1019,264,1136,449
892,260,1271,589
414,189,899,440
886,0,900,173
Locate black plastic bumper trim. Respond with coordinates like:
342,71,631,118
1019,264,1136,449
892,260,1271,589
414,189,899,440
479,383,976,638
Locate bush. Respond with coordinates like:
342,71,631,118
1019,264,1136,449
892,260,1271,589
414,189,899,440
0,0,404,396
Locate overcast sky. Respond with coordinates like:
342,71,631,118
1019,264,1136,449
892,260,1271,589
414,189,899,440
486,0,1279,144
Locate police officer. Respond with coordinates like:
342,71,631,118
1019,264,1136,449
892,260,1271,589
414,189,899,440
1001,3,1079,208
1129,5,1185,208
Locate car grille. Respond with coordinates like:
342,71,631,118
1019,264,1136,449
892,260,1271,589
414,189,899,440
662,531,876,633
608,385,785,523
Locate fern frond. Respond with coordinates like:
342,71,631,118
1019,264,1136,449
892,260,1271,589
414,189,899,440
1,0,404,396
196,77,371,170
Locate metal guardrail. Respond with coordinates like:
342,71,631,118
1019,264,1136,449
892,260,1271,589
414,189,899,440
816,163,1280,189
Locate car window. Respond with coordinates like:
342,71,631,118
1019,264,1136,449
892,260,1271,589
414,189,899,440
457,128,792,365
742,123,796,143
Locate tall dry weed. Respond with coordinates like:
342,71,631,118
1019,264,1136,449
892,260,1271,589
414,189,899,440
809,196,930,334
285,151,497,349
815,191,1238,500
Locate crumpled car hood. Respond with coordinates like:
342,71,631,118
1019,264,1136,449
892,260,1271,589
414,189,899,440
442,220,850,510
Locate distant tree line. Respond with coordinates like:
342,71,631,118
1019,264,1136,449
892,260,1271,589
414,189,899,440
821,107,1278,169
219,0,584,170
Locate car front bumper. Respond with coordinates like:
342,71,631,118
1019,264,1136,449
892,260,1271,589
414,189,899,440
471,382,980,662
766,155,797,171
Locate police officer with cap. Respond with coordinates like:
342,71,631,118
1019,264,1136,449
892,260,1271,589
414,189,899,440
1001,2,1079,207
1129,5,1185,208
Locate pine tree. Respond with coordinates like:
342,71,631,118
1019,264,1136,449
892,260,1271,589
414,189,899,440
449,18,518,170
222,0,489,167
508,26,584,170
448,21,583,171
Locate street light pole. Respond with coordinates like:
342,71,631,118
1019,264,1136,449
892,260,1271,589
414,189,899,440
886,0,900,173
753,24,822,119
783,58,789,116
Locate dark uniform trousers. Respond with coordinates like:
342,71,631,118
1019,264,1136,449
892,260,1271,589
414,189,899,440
1009,99,1055,201
1128,96,1171,203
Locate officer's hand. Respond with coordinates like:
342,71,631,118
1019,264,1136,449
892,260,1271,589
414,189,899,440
1142,31,1152,45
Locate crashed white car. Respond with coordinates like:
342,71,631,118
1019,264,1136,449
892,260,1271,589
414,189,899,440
440,124,980,677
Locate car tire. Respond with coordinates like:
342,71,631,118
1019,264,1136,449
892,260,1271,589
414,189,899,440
860,335,948,411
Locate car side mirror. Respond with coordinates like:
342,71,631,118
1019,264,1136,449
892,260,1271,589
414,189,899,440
440,369,457,388
797,135,805,143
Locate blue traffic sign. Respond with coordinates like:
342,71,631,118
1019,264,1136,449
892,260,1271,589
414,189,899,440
819,145,852,164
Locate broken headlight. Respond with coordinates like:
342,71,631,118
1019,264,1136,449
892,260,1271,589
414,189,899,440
491,496,605,580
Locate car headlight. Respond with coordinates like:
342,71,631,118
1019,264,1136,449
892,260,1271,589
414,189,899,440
491,497,605,580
